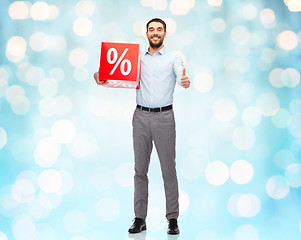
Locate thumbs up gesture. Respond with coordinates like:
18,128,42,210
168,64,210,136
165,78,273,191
180,68,190,89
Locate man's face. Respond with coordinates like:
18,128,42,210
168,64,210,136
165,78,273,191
146,21,166,49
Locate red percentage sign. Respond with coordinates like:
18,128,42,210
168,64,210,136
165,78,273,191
106,48,132,76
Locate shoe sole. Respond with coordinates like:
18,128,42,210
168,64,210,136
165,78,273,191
128,225,146,234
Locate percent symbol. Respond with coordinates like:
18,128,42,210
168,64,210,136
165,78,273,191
107,48,132,76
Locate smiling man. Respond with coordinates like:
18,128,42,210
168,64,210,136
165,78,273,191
94,18,190,235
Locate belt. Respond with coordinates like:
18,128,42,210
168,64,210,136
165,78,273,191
137,104,172,112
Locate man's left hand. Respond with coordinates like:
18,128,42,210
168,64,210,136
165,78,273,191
181,68,190,89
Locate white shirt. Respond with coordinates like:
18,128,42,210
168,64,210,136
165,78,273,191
136,46,184,108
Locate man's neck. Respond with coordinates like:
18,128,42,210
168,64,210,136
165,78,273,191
148,45,164,55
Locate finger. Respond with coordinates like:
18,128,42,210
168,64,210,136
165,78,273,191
182,67,186,76
94,72,99,81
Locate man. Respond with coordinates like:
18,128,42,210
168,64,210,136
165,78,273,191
94,18,190,235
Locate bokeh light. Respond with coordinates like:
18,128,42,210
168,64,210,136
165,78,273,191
1,0,301,239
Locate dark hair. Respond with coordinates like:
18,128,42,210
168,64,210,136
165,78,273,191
146,18,166,32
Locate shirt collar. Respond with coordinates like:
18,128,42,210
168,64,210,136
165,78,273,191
145,46,166,55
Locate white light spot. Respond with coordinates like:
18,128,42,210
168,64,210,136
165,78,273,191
242,4,258,20
38,169,62,193
151,0,168,10
235,58,250,73
0,79,9,98
12,179,36,203
5,85,26,105
38,97,56,117
211,18,226,33
260,8,276,28
34,137,61,168
11,97,30,115
38,192,62,210
205,161,229,186
237,194,260,217
47,35,67,52
55,96,73,115
282,68,300,87
9,1,30,19
256,92,280,116
271,108,291,128
193,73,214,92
269,68,284,88
29,32,48,52
285,163,301,187
26,66,45,86
288,114,301,137
286,0,301,12
290,99,301,114
266,175,289,199
277,30,298,50
274,149,296,169
69,48,88,68
170,0,195,15
75,0,96,17
162,17,176,36
232,126,256,150
261,48,276,64
231,25,250,45
63,210,86,234
132,21,146,37
6,36,27,62
73,17,93,36
51,119,76,144
48,5,60,19
30,2,50,21
230,160,254,184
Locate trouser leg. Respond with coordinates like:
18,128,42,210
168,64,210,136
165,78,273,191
132,109,152,219
151,109,179,220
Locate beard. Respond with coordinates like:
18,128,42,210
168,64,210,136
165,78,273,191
148,35,164,49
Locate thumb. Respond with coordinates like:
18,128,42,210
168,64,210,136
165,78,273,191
182,68,186,76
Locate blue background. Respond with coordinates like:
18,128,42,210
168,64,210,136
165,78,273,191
0,0,301,239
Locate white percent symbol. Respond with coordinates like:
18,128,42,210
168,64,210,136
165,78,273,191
106,48,132,76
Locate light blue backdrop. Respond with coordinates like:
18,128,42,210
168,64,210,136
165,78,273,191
0,0,301,239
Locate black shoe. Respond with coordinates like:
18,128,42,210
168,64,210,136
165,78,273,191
128,218,146,234
167,218,179,235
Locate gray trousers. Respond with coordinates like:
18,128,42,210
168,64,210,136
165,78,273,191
132,107,179,220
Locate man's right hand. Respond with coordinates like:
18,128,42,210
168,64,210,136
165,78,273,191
94,72,109,86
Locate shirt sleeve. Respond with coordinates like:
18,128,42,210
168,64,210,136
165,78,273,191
173,54,184,86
